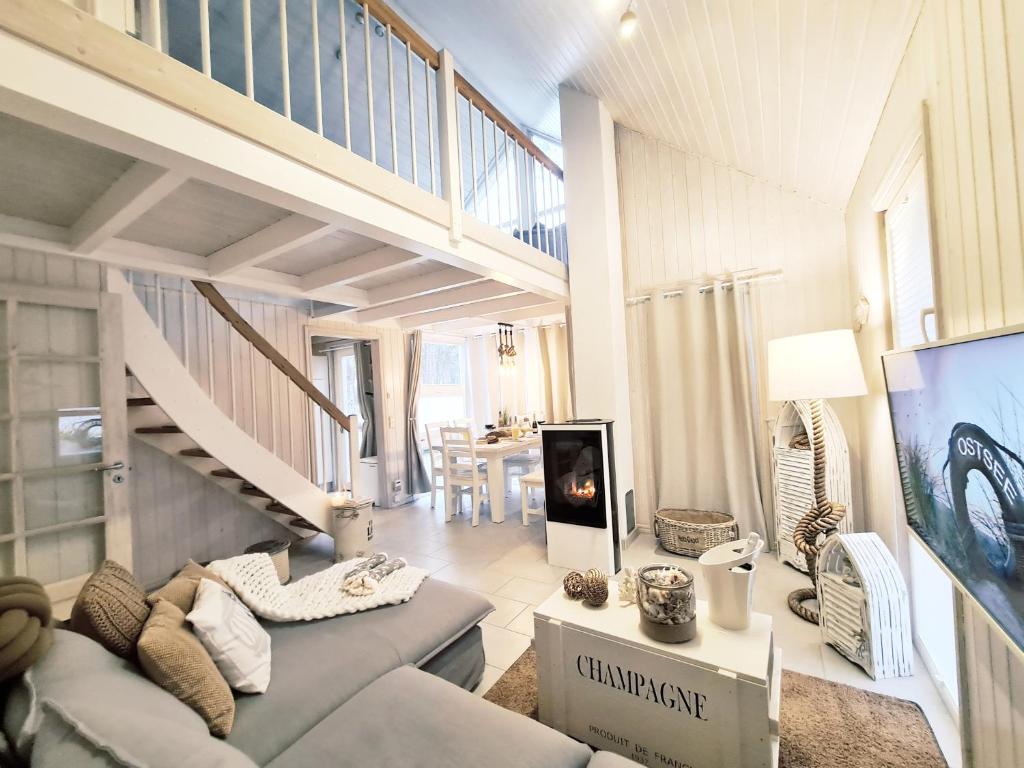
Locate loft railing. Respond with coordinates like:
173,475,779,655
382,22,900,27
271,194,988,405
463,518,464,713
126,272,359,497
131,0,567,264
455,75,567,263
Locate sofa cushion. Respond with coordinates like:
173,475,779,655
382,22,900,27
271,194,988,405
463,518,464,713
149,560,233,613
188,579,271,694
137,600,235,737
33,697,256,768
3,629,253,767
69,561,150,658
265,665,593,768
225,578,492,765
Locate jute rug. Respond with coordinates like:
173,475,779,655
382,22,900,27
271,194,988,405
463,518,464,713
484,647,948,768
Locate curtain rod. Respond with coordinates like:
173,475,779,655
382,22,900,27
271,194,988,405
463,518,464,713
469,321,567,339
625,269,783,306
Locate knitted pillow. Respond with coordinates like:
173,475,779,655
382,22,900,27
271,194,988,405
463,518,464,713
69,561,150,659
0,576,54,683
147,560,233,613
137,599,235,737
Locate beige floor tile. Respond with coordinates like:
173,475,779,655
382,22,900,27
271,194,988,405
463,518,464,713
480,623,532,670
472,664,505,697
505,604,537,637
433,563,514,593
495,576,560,605
477,592,528,627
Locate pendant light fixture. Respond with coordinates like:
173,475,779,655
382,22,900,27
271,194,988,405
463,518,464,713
497,323,517,370
619,1,638,39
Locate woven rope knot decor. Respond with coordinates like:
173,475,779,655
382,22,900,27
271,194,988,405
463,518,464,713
562,571,586,599
0,576,55,683
581,569,608,606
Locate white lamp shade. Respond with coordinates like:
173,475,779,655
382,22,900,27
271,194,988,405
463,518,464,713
767,329,867,401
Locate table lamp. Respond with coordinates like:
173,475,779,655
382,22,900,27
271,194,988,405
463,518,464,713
767,329,867,623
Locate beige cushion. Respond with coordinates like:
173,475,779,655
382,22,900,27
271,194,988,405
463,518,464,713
148,560,233,613
68,561,150,659
137,599,235,737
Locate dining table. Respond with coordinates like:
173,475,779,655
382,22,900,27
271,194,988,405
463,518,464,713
474,434,542,523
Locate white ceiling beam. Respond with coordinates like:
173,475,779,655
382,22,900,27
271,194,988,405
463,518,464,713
207,214,335,276
69,161,186,254
364,266,486,306
300,246,421,292
398,293,553,329
0,213,367,307
353,281,521,324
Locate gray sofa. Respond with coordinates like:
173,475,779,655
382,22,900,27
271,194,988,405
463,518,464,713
0,540,637,767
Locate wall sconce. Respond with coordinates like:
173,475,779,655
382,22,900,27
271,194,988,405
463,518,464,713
853,296,871,333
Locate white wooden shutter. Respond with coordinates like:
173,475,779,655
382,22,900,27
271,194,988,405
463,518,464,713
884,159,937,348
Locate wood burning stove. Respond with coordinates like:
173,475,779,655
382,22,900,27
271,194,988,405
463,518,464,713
541,421,621,573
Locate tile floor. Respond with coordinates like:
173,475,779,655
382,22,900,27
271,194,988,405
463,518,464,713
372,490,962,768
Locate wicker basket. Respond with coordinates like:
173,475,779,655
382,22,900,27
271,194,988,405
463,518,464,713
654,508,738,557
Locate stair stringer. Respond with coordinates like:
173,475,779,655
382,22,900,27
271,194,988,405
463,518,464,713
109,269,332,534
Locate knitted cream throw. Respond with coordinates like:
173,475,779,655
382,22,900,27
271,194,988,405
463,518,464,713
208,553,428,622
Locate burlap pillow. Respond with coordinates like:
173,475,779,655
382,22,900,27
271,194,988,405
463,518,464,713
137,599,235,737
148,560,233,613
69,561,150,658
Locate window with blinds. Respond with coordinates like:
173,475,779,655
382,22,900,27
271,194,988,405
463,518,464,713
884,158,937,349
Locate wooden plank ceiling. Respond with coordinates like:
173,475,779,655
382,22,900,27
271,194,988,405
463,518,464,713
394,0,921,207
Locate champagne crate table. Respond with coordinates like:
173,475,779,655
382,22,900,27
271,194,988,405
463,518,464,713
535,582,780,768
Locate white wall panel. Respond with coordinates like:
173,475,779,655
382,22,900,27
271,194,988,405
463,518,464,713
846,1,1024,764
615,126,855,530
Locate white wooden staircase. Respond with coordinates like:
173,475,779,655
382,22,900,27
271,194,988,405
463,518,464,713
109,269,355,538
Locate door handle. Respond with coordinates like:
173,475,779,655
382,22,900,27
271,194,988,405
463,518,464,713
93,462,126,472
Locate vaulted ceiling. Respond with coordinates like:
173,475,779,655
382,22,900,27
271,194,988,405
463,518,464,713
394,0,921,208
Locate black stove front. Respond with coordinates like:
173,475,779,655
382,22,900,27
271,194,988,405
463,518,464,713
542,422,616,532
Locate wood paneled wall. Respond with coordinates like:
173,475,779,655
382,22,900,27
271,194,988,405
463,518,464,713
129,437,286,589
615,126,856,530
845,1,1024,765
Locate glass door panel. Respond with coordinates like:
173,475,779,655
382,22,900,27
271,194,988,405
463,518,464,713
0,289,128,602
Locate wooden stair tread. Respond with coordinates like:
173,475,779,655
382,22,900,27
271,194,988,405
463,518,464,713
127,397,156,407
240,484,272,499
135,425,182,434
180,448,213,458
211,468,242,480
266,502,299,516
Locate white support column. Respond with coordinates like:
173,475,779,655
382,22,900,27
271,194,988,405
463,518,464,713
347,412,360,499
559,85,636,542
436,49,463,243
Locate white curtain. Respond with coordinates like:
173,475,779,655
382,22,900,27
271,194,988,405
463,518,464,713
467,326,573,426
641,281,767,538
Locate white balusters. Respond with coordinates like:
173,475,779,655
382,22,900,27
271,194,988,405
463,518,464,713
311,0,324,136
199,0,211,76
338,0,351,149
406,44,418,187
363,3,376,165
242,0,254,98
279,0,291,119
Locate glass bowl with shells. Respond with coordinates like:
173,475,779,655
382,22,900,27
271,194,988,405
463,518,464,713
636,564,697,643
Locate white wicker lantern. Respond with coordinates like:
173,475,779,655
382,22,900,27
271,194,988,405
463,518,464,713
771,399,853,572
816,532,913,680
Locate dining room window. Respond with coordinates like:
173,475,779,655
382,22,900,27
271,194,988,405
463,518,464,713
419,339,469,424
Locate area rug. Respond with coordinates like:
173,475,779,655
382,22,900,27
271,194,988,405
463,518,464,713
484,648,948,768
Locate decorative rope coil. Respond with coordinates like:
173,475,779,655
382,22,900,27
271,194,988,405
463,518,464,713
788,400,849,625
0,577,54,683
563,571,586,600
582,569,609,607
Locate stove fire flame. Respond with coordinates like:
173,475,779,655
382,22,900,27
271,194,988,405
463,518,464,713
567,477,596,501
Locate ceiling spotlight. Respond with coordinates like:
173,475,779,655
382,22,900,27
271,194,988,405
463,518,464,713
619,5,638,39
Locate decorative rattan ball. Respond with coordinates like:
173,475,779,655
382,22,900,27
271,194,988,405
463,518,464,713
563,571,586,599
581,569,608,607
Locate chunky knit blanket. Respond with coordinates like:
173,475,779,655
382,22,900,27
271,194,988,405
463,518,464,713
208,553,429,622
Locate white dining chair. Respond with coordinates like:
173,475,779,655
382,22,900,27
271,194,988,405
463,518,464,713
439,426,488,526
424,421,449,509
520,469,545,526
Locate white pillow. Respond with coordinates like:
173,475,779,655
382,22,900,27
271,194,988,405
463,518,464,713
187,579,271,694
